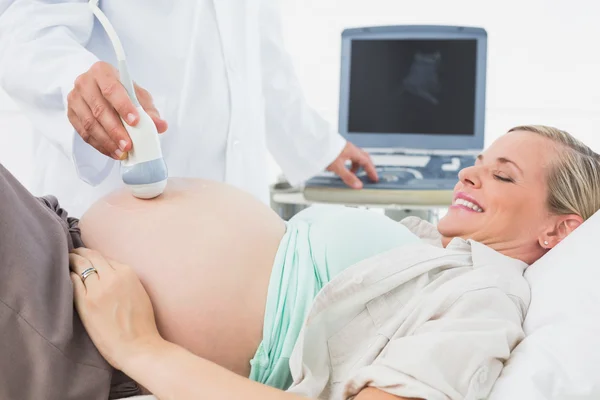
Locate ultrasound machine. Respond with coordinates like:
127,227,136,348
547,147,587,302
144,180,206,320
304,25,488,205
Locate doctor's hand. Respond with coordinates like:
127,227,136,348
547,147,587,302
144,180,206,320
67,61,168,160
327,142,379,189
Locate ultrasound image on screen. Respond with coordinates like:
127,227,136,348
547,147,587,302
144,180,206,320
348,39,477,135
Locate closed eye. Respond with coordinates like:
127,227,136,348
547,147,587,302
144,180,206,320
494,174,514,183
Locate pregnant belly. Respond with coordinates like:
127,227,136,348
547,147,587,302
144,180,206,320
79,178,286,376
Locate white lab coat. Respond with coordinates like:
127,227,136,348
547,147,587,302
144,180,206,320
0,0,346,217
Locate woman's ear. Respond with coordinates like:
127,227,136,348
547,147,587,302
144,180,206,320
541,214,583,248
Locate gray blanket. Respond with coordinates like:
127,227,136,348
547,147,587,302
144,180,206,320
0,163,140,399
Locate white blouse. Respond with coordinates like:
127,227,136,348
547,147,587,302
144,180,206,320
286,217,531,400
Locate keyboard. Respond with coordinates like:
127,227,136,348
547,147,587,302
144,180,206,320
306,154,475,190
303,154,476,205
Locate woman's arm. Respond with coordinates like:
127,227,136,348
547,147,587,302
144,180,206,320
120,337,412,400
121,338,306,400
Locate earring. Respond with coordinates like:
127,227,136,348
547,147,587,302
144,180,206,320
544,240,549,246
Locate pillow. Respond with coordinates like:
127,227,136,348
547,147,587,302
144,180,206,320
489,210,600,400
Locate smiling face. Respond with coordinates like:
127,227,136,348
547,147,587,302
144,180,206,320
437,131,562,260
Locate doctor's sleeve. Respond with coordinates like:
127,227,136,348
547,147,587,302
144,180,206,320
343,288,526,400
257,0,346,185
0,1,98,159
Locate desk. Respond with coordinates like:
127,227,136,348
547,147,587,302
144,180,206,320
270,184,451,224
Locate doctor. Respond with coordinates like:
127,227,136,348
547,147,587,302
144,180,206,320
0,0,378,217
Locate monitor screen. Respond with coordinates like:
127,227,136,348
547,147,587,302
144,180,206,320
348,39,478,136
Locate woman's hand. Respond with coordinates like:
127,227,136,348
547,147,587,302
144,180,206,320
69,247,163,371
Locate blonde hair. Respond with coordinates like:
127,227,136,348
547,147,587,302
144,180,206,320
508,125,600,220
